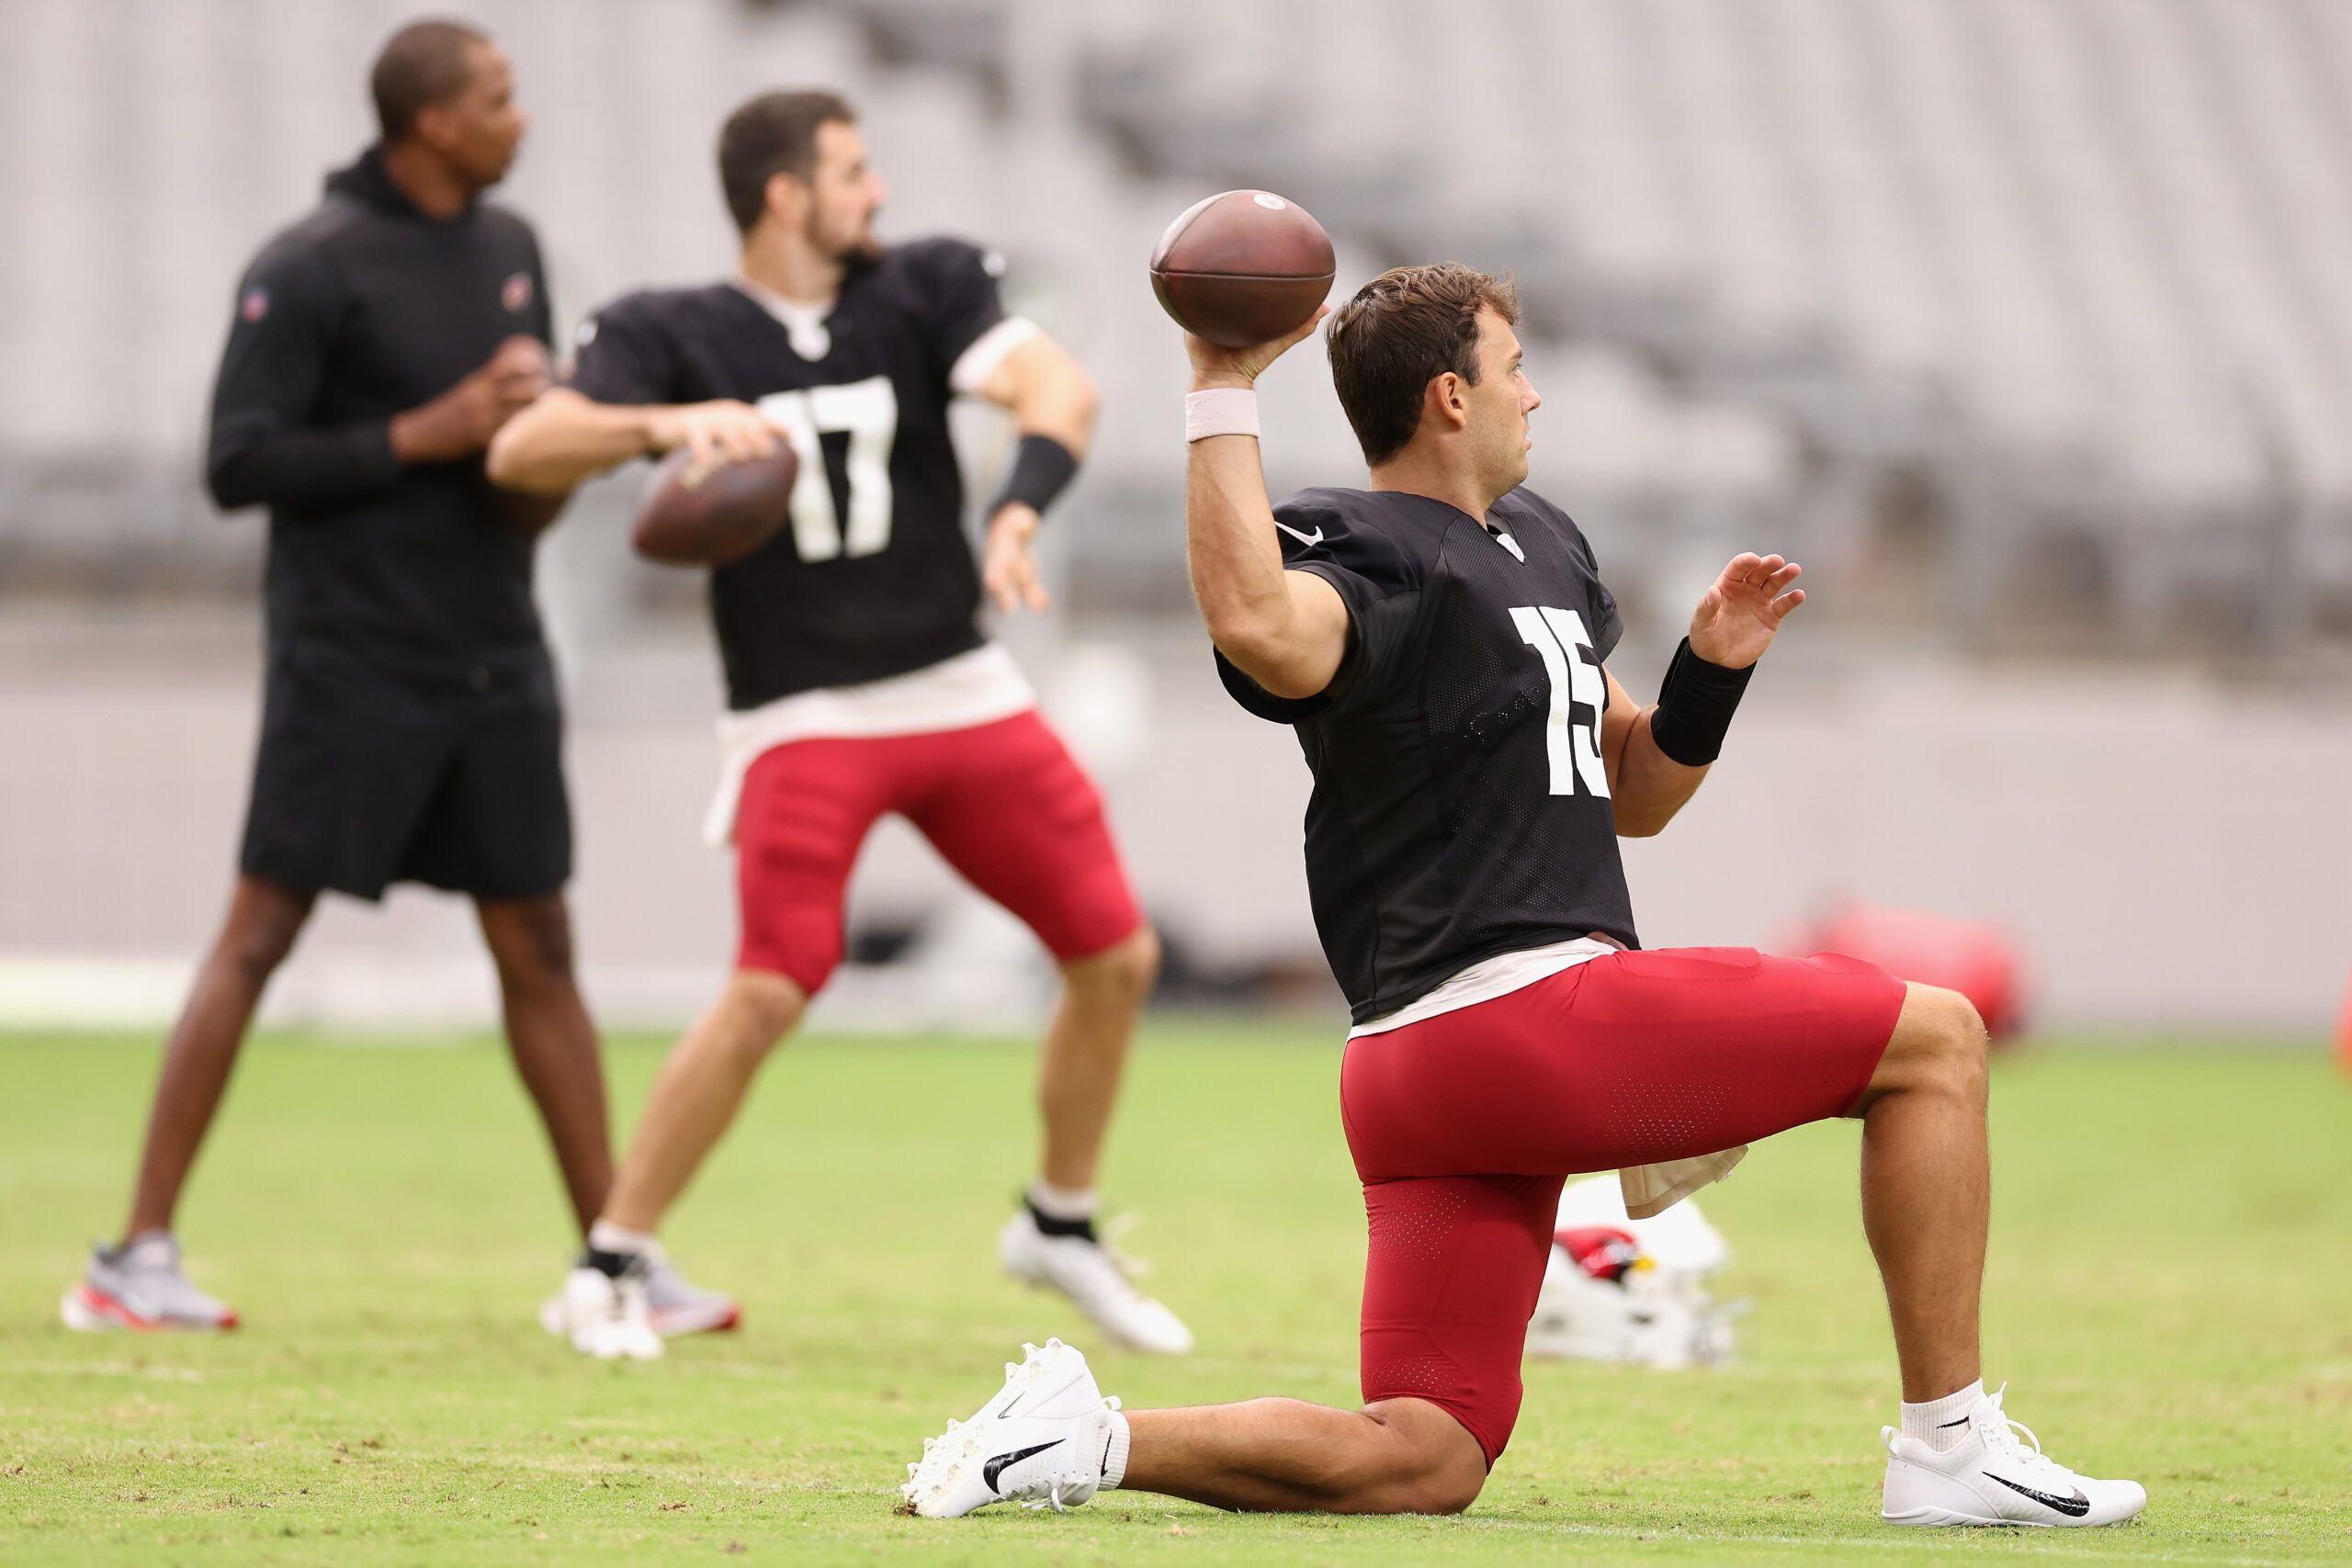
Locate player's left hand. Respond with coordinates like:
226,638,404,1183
983,503,1050,615
1688,553,1804,669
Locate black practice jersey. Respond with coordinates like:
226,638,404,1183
208,147,554,668
1219,487,1639,1023
569,239,1011,709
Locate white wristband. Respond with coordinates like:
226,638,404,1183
1185,387,1261,442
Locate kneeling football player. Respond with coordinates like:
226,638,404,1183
489,90,1186,1359
899,266,2145,1529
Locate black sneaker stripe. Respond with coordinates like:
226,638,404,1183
983,1440,1064,1494
1983,1472,2091,1517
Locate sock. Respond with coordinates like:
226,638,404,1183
1901,1380,1986,1453
1099,1408,1130,1489
110,1231,170,1262
584,1221,663,1276
1026,1179,1099,1242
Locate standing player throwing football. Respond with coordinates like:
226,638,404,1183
490,90,1185,1359
901,266,2145,1529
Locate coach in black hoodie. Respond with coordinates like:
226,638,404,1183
62,20,623,1334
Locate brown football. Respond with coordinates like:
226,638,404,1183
630,445,798,568
1149,190,1335,348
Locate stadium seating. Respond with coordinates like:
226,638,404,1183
3,0,2346,632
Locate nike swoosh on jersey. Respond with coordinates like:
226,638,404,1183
983,1439,1065,1494
1273,522,1324,547
1983,1472,2091,1517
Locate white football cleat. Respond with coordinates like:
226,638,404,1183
900,1338,1128,1518
1882,1384,2146,1528
548,1260,663,1361
999,1209,1193,1355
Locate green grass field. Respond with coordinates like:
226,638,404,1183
2,1027,2346,1565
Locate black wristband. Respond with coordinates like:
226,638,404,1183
1647,637,1755,766
989,433,1080,520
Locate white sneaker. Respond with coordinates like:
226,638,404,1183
998,1209,1193,1355
548,1260,663,1361
900,1338,1128,1518
538,1244,738,1342
1882,1384,2146,1527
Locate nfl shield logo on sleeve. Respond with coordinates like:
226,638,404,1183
240,288,269,322
502,271,534,312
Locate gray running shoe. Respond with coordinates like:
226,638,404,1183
643,1259,741,1337
61,1233,238,1332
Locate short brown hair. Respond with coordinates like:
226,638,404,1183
1325,264,1520,465
718,90,856,233
371,18,491,140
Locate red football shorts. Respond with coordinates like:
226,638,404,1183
732,710,1143,992
1340,946,1907,1464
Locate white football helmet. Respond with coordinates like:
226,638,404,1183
1525,1175,1745,1369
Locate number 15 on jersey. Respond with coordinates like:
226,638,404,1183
1510,605,1611,798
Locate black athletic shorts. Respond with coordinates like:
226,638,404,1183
238,638,572,902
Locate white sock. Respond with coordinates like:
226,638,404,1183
1026,1179,1100,1224
1901,1380,1986,1452
588,1220,662,1259
1099,1408,1130,1489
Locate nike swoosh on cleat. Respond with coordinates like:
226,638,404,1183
983,1440,1065,1495
1273,523,1324,548
1984,1472,2091,1517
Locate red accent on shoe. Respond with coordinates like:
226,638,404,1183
74,1281,236,1332
74,1283,160,1331
649,1302,741,1336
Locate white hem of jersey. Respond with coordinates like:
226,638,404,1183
1345,935,1749,1219
700,645,1036,847
949,317,1039,396
1346,935,1618,1037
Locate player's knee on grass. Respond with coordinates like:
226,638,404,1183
1352,1399,1488,1516
1380,1457,1485,1516
1063,925,1159,1005
1867,983,1989,1110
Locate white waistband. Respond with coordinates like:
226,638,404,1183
700,644,1036,846
1347,935,1619,1038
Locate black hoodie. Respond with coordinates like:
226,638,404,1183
206,147,553,669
